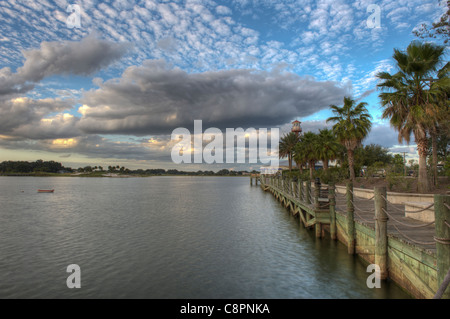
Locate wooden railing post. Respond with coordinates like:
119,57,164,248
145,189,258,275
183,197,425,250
291,180,296,197
298,179,303,201
306,180,311,205
434,194,450,299
346,182,355,254
314,178,320,210
375,186,388,280
286,177,289,193
314,178,322,238
329,182,336,240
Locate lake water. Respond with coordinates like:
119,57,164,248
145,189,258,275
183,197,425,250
0,176,409,298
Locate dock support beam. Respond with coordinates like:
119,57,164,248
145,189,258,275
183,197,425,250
329,182,336,240
375,186,388,280
434,194,450,299
346,182,355,255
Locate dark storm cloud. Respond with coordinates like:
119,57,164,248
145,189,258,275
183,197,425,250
0,97,75,137
363,123,403,148
0,35,130,96
279,120,402,150
77,59,351,135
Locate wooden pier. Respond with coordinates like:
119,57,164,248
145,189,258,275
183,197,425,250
258,175,450,299
249,174,260,186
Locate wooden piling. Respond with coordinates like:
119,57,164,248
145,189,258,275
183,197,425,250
346,182,355,255
314,179,322,238
306,181,311,205
434,194,450,299
298,179,303,201
329,182,336,240
314,179,320,210
375,186,388,280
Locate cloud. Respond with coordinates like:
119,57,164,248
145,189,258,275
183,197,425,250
77,59,350,135
0,134,174,162
17,35,130,82
216,5,232,15
0,97,76,138
0,35,130,96
363,122,402,148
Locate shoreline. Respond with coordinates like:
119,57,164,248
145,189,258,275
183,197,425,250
0,173,249,178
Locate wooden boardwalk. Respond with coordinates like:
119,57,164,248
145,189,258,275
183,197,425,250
257,175,450,298
334,192,437,253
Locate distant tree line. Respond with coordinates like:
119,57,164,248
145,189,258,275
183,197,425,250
0,160,255,176
0,160,71,174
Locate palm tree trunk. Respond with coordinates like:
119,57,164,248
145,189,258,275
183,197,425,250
417,138,430,193
348,149,355,181
431,133,438,187
323,158,329,171
309,161,314,180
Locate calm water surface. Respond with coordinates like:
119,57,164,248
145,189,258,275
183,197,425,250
0,176,409,298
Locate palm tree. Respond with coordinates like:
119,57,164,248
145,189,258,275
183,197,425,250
376,41,447,192
294,132,319,180
293,153,305,174
316,128,340,171
293,139,306,174
326,97,372,181
279,132,300,171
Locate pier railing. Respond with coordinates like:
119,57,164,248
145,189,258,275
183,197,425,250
255,175,450,299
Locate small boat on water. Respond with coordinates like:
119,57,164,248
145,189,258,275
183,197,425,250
37,189,54,193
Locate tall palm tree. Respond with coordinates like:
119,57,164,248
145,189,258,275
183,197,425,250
376,41,447,192
279,132,300,171
294,132,319,180
316,128,340,171
326,97,372,181
293,141,306,174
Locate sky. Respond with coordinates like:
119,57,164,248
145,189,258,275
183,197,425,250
0,0,447,171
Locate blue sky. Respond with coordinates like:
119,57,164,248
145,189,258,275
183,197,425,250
0,0,447,170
